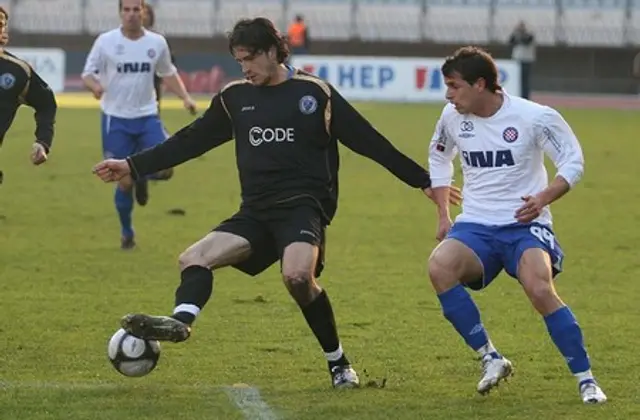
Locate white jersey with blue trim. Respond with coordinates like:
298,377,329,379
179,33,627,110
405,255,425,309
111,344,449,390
428,93,584,226
82,27,177,119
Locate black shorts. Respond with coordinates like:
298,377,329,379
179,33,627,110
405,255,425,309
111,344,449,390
213,204,326,277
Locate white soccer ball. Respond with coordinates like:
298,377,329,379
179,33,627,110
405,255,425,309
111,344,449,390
107,328,161,377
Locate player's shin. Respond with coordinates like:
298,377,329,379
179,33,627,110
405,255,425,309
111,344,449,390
114,185,134,239
172,265,214,325
438,284,500,359
544,306,594,384
294,282,350,369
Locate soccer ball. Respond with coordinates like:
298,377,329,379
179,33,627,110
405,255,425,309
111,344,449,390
107,328,161,377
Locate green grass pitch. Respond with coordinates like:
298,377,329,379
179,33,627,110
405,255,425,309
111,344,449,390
0,96,638,419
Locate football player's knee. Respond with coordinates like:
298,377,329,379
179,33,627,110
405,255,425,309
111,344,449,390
282,269,313,300
428,252,461,290
522,279,559,313
178,248,205,270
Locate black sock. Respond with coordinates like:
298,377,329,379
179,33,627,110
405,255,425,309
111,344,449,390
301,289,349,369
172,265,213,325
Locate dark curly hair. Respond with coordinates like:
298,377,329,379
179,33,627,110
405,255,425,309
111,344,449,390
228,17,289,64
441,46,501,93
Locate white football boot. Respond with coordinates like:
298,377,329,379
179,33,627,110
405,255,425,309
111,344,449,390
579,380,607,404
330,365,360,389
477,354,513,395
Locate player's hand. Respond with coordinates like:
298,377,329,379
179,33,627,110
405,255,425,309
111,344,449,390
30,142,48,165
92,159,131,182
515,195,544,223
91,85,104,100
183,97,197,115
422,186,463,206
436,216,452,242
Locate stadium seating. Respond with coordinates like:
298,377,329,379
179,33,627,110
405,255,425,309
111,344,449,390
11,0,83,34
7,0,638,46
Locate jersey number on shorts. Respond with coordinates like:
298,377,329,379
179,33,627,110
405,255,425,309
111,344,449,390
530,225,555,250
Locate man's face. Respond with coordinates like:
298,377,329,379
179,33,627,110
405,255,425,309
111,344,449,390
444,71,482,114
0,13,8,46
233,46,277,86
120,0,144,32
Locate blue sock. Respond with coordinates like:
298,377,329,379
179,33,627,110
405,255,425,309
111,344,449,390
544,306,591,374
115,187,134,238
438,284,493,353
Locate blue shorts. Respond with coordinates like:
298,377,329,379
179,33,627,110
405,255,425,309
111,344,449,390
101,113,168,160
446,222,565,291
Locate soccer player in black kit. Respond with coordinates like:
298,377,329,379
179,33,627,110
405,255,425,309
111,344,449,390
0,6,57,185
93,17,461,388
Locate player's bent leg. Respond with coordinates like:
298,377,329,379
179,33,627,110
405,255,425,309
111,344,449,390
281,242,359,389
517,248,606,404
428,237,513,395
517,248,564,316
121,231,252,343
103,114,138,248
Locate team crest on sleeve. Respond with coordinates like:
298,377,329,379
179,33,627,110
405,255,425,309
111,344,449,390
147,49,156,59
502,126,519,143
0,73,16,90
435,126,448,151
299,95,318,115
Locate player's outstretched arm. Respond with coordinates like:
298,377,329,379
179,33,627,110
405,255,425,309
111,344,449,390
23,69,57,156
125,94,233,180
330,88,432,190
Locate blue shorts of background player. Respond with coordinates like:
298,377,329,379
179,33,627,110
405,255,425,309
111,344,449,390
101,113,173,249
446,222,564,290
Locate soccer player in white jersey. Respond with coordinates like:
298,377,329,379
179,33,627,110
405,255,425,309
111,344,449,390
427,47,606,404
82,0,196,249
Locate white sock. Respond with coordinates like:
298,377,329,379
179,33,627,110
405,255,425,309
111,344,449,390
476,340,499,358
173,303,200,318
325,343,344,362
575,370,594,385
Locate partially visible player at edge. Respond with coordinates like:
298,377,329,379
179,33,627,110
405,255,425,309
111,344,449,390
82,0,197,249
93,18,461,388
142,3,185,116
0,6,56,185
427,46,606,404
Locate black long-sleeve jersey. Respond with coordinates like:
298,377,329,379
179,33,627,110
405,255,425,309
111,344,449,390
0,50,57,151
127,69,431,223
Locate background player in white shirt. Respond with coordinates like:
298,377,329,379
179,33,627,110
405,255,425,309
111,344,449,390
82,0,196,249
427,47,606,404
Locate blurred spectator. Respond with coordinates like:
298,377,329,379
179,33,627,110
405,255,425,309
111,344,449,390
142,3,177,111
287,15,309,55
509,21,535,100
633,51,640,94
142,2,155,30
